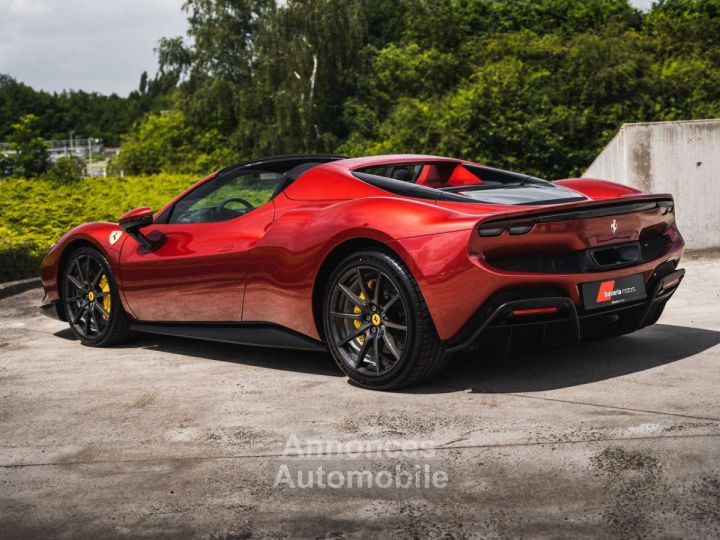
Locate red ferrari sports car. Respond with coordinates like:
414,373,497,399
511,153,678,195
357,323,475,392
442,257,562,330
40,154,685,389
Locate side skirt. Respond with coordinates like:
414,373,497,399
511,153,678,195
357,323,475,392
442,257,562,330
130,322,328,352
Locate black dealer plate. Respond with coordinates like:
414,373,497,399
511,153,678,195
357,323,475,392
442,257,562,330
581,273,647,310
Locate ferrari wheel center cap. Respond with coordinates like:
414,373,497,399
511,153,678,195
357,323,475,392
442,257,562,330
87,291,95,302
371,313,382,326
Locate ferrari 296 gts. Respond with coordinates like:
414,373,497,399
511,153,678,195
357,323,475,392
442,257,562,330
40,154,685,389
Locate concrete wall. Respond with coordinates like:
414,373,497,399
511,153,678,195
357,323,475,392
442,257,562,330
583,119,720,250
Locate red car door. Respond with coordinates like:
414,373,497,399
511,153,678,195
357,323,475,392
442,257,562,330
118,170,281,322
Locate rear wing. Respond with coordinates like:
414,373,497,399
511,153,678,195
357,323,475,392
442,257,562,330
476,194,674,237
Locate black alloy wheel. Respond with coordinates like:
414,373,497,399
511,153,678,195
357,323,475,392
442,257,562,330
324,250,448,389
62,247,131,346
327,264,408,377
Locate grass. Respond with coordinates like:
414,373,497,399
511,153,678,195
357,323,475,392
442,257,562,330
0,174,199,282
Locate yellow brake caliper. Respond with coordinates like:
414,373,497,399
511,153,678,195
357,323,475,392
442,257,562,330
353,279,376,343
99,275,112,320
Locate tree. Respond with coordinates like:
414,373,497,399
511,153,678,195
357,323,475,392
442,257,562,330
5,114,49,178
156,0,275,136
157,0,365,154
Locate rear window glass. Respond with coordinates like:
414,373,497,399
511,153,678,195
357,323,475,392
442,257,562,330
357,164,423,182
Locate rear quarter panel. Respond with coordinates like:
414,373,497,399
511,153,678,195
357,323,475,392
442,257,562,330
242,193,480,340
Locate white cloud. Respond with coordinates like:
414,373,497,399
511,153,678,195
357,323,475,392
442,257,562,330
0,0,188,95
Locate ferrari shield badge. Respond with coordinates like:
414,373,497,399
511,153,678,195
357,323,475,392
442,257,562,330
109,230,123,245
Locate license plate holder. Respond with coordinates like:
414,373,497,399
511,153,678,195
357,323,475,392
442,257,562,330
581,273,647,310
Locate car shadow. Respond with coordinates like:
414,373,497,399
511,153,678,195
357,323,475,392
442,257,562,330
53,327,341,378
411,323,720,394
54,323,720,390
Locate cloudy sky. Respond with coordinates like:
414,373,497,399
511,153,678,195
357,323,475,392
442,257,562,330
1,0,655,97
0,0,188,95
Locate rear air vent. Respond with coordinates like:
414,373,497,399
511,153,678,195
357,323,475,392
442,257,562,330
486,235,670,274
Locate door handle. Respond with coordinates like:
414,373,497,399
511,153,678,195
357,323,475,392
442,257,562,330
219,244,233,252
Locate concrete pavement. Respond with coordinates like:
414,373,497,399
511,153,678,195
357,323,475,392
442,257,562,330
1,258,719,538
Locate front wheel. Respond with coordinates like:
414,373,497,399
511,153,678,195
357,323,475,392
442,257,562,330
61,247,132,346
323,249,447,390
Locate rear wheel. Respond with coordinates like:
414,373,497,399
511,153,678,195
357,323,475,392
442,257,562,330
61,247,132,346
323,249,447,390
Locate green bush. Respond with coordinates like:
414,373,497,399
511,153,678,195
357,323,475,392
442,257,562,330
0,238,43,284
0,173,197,282
44,155,85,184
110,111,237,175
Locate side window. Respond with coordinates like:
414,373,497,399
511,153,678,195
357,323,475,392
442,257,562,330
168,170,283,224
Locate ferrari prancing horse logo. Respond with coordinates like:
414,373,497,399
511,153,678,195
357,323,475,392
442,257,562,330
610,219,618,234
109,230,123,245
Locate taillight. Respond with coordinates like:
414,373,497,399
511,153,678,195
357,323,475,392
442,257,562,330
478,223,534,237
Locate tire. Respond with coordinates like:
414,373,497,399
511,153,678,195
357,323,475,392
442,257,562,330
323,249,447,390
61,247,132,346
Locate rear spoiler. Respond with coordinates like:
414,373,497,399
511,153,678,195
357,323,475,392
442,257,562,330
477,194,675,237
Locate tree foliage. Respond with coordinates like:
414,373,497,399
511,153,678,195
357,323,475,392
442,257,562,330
0,73,170,147
6,0,720,179
142,0,720,178
3,114,49,178
110,110,234,175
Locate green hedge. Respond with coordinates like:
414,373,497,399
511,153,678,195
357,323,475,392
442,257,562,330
0,174,198,282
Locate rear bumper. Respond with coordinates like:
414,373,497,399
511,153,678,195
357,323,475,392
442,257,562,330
446,268,684,352
400,222,684,341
